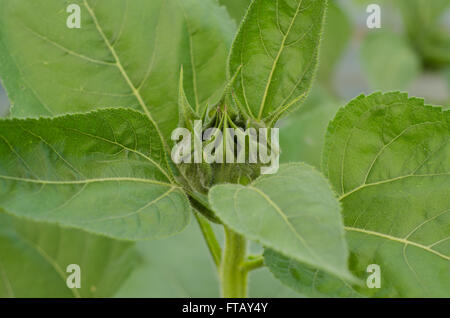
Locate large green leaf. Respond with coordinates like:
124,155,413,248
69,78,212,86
209,163,354,282
0,0,235,141
269,92,450,297
0,213,140,298
228,0,327,121
0,108,191,240
325,92,450,297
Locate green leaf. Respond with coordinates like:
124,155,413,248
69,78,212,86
325,92,450,297
0,213,140,297
0,108,191,240
177,67,199,131
0,0,235,141
209,163,354,282
317,0,351,90
277,92,449,297
264,249,363,297
219,0,252,23
361,31,421,91
228,0,327,121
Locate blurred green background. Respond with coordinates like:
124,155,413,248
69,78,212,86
0,0,448,297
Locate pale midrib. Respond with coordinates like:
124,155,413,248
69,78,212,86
344,227,450,261
338,172,450,200
83,0,169,153
0,175,174,187
257,0,303,120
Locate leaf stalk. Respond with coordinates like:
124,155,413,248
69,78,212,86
194,212,222,268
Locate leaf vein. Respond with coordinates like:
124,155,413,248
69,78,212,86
345,226,450,261
257,0,304,120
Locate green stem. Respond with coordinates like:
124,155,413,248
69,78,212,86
194,212,222,268
220,227,248,298
242,255,264,272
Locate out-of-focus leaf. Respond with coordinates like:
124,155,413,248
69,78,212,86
115,220,298,297
445,67,450,93
361,31,421,90
398,0,450,68
0,213,140,298
279,87,339,169
317,0,351,90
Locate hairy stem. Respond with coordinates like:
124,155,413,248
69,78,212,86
195,212,222,268
220,226,248,298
